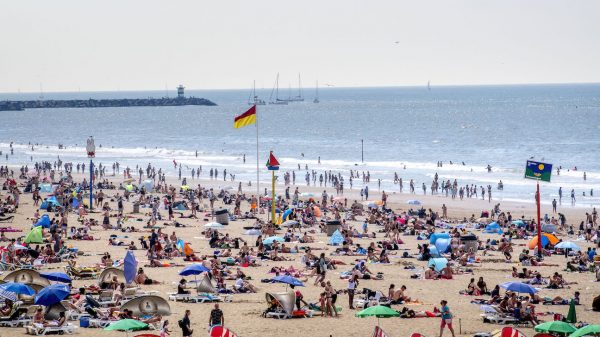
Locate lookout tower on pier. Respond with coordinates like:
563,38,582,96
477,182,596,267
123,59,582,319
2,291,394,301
177,85,185,99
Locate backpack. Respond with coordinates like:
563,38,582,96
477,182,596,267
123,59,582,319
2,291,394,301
178,319,185,329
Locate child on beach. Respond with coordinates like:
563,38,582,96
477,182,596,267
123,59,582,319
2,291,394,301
439,300,455,337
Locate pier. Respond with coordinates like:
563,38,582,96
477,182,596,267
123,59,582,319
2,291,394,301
0,85,216,111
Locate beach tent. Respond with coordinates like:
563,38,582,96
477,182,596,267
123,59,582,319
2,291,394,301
195,273,218,293
25,226,43,244
429,232,450,244
512,220,526,227
428,257,448,272
541,223,557,233
434,238,451,254
139,180,154,192
98,267,125,286
39,184,53,193
528,233,559,249
428,246,440,258
40,196,60,210
265,292,295,316
282,209,294,221
120,295,171,317
2,269,49,285
329,230,344,246
484,222,503,234
34,214,51,228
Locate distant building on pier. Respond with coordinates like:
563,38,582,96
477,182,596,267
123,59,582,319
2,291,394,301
177,85,185,99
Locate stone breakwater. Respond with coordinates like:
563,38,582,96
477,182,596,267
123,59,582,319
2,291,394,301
0,96,217,111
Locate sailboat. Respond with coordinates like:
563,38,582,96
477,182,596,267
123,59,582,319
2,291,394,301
313,80,319,103
288,73,304,102
269,73,288,105
427,80,431,91
248,80,265,106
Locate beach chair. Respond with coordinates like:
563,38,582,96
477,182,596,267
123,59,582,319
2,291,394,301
60,301,89,321
0,301,29,327
25,322,77,335
0,215,14,223
97,290,116,307
87,318,114,328
481,312,519,325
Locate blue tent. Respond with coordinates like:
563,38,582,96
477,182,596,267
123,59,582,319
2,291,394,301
512,220,526,228
34,214,51,228
429,232,450,244
282,209,293,221
329,229,344,246
39,184,53,193
40,196,60,210
428,257,448,272
435,238,451,254
484,222,502,234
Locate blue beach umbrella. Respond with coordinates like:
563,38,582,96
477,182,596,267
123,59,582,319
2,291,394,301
272,275,304,287
40,272,72,284
179,264,210,276
124,250,138,284
263,236,284,245
35,284,70,306
0,282,36,296
500,281,538,294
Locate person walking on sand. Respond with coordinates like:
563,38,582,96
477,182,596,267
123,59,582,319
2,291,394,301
439,300,455,337
180,309,192,337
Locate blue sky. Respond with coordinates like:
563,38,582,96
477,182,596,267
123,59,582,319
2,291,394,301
1,0,599,92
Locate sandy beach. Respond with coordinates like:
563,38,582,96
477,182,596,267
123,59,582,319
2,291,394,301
0,165,598,337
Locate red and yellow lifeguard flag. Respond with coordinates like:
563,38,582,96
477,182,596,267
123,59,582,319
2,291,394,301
234,105,257,129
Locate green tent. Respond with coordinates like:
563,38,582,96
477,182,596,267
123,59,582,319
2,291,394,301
25,226,43,244
104,319,148,331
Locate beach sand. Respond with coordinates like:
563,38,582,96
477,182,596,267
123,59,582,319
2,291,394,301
1,171,598,337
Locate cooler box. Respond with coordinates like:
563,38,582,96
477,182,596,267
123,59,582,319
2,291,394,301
215,208,229,225
79,316,89,328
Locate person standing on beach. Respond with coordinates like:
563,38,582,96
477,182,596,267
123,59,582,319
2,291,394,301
559,187,563,204
439,300,455,337
552,199,557,213
209,303,224,328
180,309,192,337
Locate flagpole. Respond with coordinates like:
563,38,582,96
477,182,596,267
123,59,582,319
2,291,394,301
271,169,276,225
256,105,259,199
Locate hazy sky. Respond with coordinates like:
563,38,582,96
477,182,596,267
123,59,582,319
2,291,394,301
1,0,599,92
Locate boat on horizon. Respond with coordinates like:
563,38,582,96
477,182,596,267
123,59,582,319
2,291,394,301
287,73,304,102
248,80,266,106
269,73,288,105
313,80,320,103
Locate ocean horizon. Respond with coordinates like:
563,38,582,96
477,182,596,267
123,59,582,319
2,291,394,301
1,83,599,207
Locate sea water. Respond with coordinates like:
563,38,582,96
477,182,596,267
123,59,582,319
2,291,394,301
1,84,599,207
